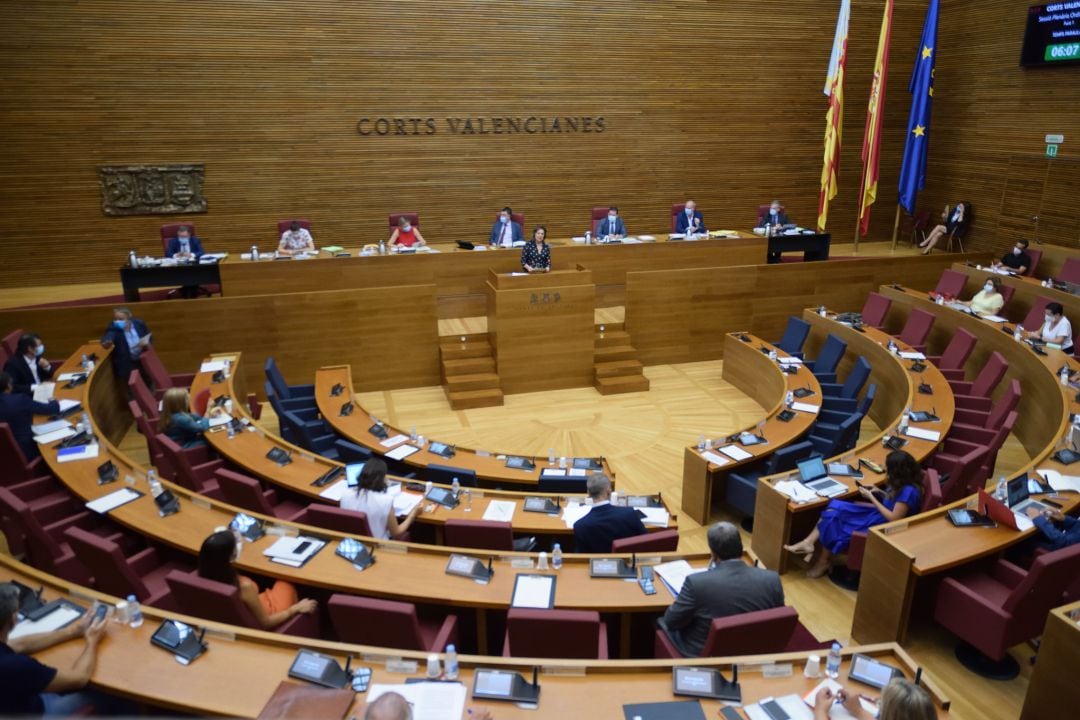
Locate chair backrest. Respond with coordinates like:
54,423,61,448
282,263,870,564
160,223,195,254
303,504,373,536
282,410,319,450
839,357,872,400
0,487,65,573
756,204,785,224
997,284,1016,309
192,388,211,416
443,519,514,551
920,469,943,512
898,308,935,348
139,347,175,393
776,317,811,356
934,269,968,298
334,439,374,464
327,595,426,649
940,445,991,504
855,384,878,417
912,209,932,232
813,335,847,375
611,529,679,553
264,357,291,400
836,412,863,452
1020,296,1053,332
938,328,977,371
970,351,1008,398
985,380,1022,430
128,370,159,421
277,219,312,235
505,608,604,659
426,464,477,488
978,411,1018,483
157,434,202,492
215,469,276,517
0,422,35,484
670,204,686,232
387,212,419,233
1025,248,1043,277
765,440,816,476
1,329,22,358
590,206,609,234
1002,544,1080,619
165,570,261,628
700,606,799,657
1059,257,1080,284
861,293,891,329
63,526,150,599
495,212,525,227
128,401,170,478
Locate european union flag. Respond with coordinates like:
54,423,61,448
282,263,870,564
898,0,939,214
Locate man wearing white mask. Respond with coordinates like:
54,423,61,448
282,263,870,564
675,199,706,236
757,200,793,231
998,238,1032,275
3,333,54,395
595,206,627,240
165,225,205,260
488,206,523,248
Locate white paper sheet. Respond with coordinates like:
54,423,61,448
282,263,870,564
482,499,516,522
561,501,592,528
392,492,423,516
86,487,142,514
653,559,707,597
700,450,731,467
385,444,419,461
982,315,1007,323
719,445,753,461
567,467,587,477
637,507,671,527
744,694,815,720
1036,469,1080,493
34,427,76,445
380,433,409,448
32,419,71,435
262,535,324,562
58,399,81,413
56,443,100,463
10,604,83,641
317,479,349,502
778,356,804,365
199,360,227,373
903,426,941,442
1013,513,1035,532
898,351,927,360
55,372,84,382
207,414,233,427
511,575,555,609
366,682,467,720
32,383,56,403
790,401,820,414
774,480,818,503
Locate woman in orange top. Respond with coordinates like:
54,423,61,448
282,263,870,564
388,215,427,249
197,530,317,629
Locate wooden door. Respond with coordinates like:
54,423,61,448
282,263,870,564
1039,158,1080,247
997,156,1048,247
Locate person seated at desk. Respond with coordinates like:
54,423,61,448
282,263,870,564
596,206,626,240
785,450,922,578
100,307,150,380
3,333,54,396
165,225,204,261
278,221,315,256
1025,301,1073,354
388,215,426,250
0,582,126,717
573,473,647,553
489,206,523,248
959,277,1005,317
363,691,494,720
340,458,422,540
0,371,59,460
657,521,784,657
919,201,971,255
197,530,317,630
521,225,551,273
1026,507,1080,550
996,238,1032,275
757,200,793,232
813,679,936,720
675,199,706,236
157,387,224,448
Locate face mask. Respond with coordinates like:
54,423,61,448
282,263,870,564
984,284,994,293
685,208,693,216
770,208,779,216
1013,248,1021,256
500,215,509,224
113,319,126,329
34,344,45,357
402,224,411,232
1046,314,1054,323
608,214,617,221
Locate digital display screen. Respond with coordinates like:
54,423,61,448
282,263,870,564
1021,3,1080,67
850,654,902,689
345,462,366,487
475,671,514,696
292,651,330,678
675,668,714,693
797,456,827,482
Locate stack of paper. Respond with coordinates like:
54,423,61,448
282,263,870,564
778,357,803,365
719,445,753,462
561,501,592,528
366,683,466,720
983,315,1007,324
392,492,423,516
903,426,941,442
199,360,227,373
700,450,731,467
32,383,56,403
1036,469,1080,493
57,399,81,413
380,434,409,448
263,536,325,567
57,443,100,463
773,480,817,504
637,507,670,527
34,427,76,445
898,351,927,360
317,479,349,502
790,401,819,414
653,560,707,597
482,499,516,522
10,603,83,641
86,487,142,514
385,444,419,461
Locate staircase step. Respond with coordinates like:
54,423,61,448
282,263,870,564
594,330,632,348
595,321,625,333
440,342,493,361
594,374,650,395
594,359,644,378
443,357,496,375
447,388,504,410
445,372,501,392
594,345,637,362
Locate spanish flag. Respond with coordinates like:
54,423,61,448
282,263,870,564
818,0,851,232
858,0,895,236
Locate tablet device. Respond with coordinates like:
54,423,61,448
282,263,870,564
777,409,796,422
150,619,207,663
336,538,375,570
330,383,344,397
792,387,815,399
572,457,603,471
97,460,119,485
154,489,180,517
522,496,560,514
471,669,540,704
428,441,456,459
312,465,345,488
946,508,995,528
908,410,939,423
589,557,637,578
848,654,903,689
446,554,492,581
229,512,265,542
368,423,389,440
287,649,351,689
671,667,741,703
266,447,292,465
426,486,460,508
505,456,536,471
339,401,354,416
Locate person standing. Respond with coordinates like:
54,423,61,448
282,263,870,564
99,307,151,380
521,226,551,272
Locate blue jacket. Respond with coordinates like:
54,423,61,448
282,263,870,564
675,210,706,235
165,235,205,258
1034,514,1080,551
489,220,523,247
573,503,648,553
0,392,60,460
595,216,627,238
100,318,151,380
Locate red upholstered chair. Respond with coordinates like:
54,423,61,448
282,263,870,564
443,519,536,552
927,328,977,382
1024,248,1043,277
0,422,51,486
899,209,932,247
670,204,686,232
1019,296,1053,332
503,608,608,659
611,529,679,553
387,213,418,234
590,206,609,235
934,269,968,299
654,606,800,659
139,347,195,400
327,594,457,651
0,460,71,558
1,329,22,360
932,411,1017,486
276,219,312,235
936,444,993,504
129,370,159,423
949,351,1008,413
157,435,224,499
165,570,320,638
1059,257,1080,285
64,526,182,610
897,308,936,354
951,380,1021,434
159,223,195,255
997,284,1015,312
128,401,211,481
934,544,1080,678
846,469,943,575
0,486,94,585
493,211,525,228
298,504,375,537
860,293,891,330
192,388,211,416
756,204,785,225
215,469,307,522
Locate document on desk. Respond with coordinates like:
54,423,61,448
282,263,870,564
385,444,419,461
10,603,84,641
1036,469,1080,494
982,315,1007,324
32,383,56,403
898,351,927,360
58,399,82,413
1013,512,1035,532
318,479,349,502
511,574,556,609
199,360,227,373
367,682,466,720
568,467,588,477
263,536,326,567
57,443,100,463
482,500,516,523
33,426,76,445
86,487,143,514
777,356,803,365
55,372,85,382
637,507,671,527
903,426,941,442
208,414,233,428
561,501,592,528
33,419,72,436
380,433,409,448
653,560,707,597
392,492,423,516
700,450,730,467
790,401,820,414
773,480,818,504
718,445,753,462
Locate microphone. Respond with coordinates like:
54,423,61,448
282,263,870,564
630,553,637,570
913,666,922,687
344,655,352,675
532,667,539,689
487,556,495,578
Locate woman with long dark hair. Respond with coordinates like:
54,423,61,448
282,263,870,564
340,458,422,540
919,201,972,254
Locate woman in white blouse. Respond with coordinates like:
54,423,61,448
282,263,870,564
278,221,316,256
1027,301,1073,354
339,458,421,540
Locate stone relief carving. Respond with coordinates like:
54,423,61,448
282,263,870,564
98,164,206,215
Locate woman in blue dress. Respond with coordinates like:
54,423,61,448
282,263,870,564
784,450,923,578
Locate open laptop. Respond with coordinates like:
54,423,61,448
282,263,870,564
796,456,848,497
1006,475,1049,515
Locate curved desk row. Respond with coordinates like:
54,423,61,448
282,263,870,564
751,311,956,573
681,333,824,525
1,554,952,719
948,261,1080,327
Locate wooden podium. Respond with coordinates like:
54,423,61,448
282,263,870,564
486,267,595,394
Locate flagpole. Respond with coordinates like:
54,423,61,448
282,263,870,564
854,160,868,254
890,204,902,250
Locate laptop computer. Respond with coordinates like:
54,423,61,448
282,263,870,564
1006,475,1049,515
796,457,848,497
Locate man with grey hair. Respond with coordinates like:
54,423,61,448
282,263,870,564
0,582,112,715
657,522,784,657
572,473,647,553
99,306,151,380
363,691,493,720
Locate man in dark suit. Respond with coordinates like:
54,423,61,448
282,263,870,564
99,307,151,380
595,206,627,240
572,473,647,553
757,200,793,230
489,206,524,248
164,225,205,260
2,333,54,395
0,372,59,460
674,199,707,236
658,522,784,657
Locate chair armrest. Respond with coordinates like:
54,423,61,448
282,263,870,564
818,409,854,425
953,408,990,427
946,426,996,446
812,372,839,384
949,380,975,395
26,455,48,479
820,396,858,412
818,382,844,397
129,547,161,577
847,531,868,571
937,367,966,382
953,395,992,412
275,610,322,639
181,444,214,466
653,628,682,659
432,614,459,651
937,576,1011,629
10,477,61,502
990,558,1028,588
169,372,197,388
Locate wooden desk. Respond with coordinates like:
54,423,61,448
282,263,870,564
947,261,1080,325
750,312,955,573
0,554,952,719
1021,601,1080,720
119,259,224,301
680,333,822,525
766,232,830,263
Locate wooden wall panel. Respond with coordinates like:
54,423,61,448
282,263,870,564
0,285,440,394
0,0,930,288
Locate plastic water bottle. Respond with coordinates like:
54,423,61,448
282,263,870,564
826,642,842,679
1013,325,1023,342
129,250,138,268
378,239,387,255
786,391,794,407
697,435,706,450
1061,366,1070,387
147,469,162,498
995,476,1008,502
410,426,418,442
81,412,96,444
898,407,910,435
250,244,258,261
552,543,563,570
80,354,90,372
127,594,143,628
451,477,461,498
549,447,556,465
444,644,459,680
